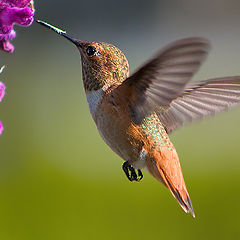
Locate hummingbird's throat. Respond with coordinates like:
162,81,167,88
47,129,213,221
81,61,106,91
81,59,125,91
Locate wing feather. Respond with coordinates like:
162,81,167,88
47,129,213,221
158,77,240,133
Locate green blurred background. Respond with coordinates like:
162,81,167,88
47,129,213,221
1,0,240,239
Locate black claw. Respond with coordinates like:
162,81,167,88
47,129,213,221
122,161,134,181
137,169,143,181
122,161,143,182
129,165,137,180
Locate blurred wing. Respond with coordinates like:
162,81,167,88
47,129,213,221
158,77,240,133
121,38,210,124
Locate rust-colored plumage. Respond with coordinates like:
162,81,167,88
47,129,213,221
38,20,240,217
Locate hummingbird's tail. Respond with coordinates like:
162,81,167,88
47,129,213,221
146,148,195,218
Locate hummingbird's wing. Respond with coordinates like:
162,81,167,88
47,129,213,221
120,38,210,124
157,77,240,133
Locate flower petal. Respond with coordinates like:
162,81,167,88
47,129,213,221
0,38,14,51
0,29,16,40
0,121,4,135
0,81,6,102
1,0,31,8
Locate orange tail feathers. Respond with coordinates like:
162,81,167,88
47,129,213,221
146,148,195,218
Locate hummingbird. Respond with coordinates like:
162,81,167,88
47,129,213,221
37,20,240,217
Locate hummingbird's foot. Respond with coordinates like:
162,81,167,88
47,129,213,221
122,161,143,182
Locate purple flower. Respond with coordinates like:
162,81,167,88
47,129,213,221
0,121,3,135
0,80,5,102
0,65,5,135
0,0,34,52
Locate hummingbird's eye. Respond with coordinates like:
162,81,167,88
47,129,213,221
86,46,96,56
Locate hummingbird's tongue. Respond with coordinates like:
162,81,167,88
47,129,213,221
36,20,82,47
36,20,66,35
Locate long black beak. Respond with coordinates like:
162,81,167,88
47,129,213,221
36,20,82,48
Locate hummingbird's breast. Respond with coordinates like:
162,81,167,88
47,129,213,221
87,87,175,168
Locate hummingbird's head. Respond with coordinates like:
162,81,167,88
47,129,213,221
75,41,129,91
36,20,129,92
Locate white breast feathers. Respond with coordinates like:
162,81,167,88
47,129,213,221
86,89,105,117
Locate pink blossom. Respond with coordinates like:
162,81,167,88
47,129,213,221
0,66,5,135
0,121,3,135
0,80,5,102
0,0,34,52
